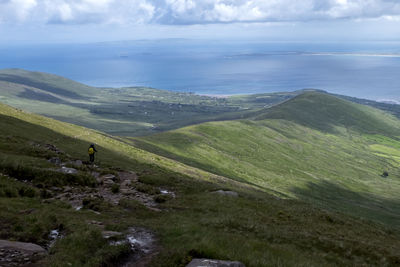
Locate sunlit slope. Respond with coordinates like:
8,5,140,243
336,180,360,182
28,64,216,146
3,101,400,266
136,92,400,228
0,69,262,136
0,102,249,187
256,91,400,135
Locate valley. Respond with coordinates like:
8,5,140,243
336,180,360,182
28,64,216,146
1,69,400,266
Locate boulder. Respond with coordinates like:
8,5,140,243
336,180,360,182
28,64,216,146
100,174,117,185
102,231,123,239
0,240,47,266
0,240,46,254
59,167,78,174
48,157,61,165
186,259,245,267
73,160,83,167
102,174,116,181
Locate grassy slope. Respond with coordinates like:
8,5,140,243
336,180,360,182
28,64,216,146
255,92,400,135
136,92,400,230
3,68,400,138
0,69,304,136
0,68,95,97
2,102,400,266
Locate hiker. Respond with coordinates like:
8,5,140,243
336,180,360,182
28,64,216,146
88,144,97,163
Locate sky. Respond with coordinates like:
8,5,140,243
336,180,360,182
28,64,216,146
1,0,400,43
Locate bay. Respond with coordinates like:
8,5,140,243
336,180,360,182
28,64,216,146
1,40,399,101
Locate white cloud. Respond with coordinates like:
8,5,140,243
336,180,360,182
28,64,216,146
166,0,196,14
0,0,38,22
1,0,400,25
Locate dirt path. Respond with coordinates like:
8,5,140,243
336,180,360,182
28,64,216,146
53,171,160,211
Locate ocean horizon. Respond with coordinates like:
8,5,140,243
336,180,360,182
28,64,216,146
1,39,400,102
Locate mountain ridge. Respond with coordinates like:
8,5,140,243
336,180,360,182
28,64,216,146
255,91,400,135
136,91,400,230
1,87,400,265
3,68,400,137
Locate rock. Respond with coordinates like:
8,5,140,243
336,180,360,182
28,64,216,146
103,179,115,186
120,189,132,195
48,157,61,165
44,144,64,155
59,167,78,174
73,160,83,167
121,180,132,187
99,174,117,185
213,190,239,197
50,186,61,192
126,228,155,254
63,186,72,192
102,174,116,181
48,229,62,249
160,189,176,198
0,240,47,266
186,259,245,267
18,209,36,215
102,231,123,239
0,240,46,254
89,220,103,225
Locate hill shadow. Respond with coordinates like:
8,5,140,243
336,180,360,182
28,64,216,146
290,179,400,231
0,113,146,172
0,74,86,100
18,88,68,104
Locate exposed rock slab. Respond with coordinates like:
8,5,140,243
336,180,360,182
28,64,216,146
186,259,245,267
120,228,158,267
0,240,46,253
59,166,78,174
52,171,159,210
102,231,123,239
0,240,47,266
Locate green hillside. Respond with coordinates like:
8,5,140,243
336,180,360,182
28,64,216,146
0,68,95,98
0,69,249,136
2,101,400,266
4,69,400,138
255,92,400,135
0,69,316,136
136,92,400,229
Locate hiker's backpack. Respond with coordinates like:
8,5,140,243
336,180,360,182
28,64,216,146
88,147,95,155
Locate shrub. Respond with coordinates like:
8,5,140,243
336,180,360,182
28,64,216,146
136,183,160,195
111,184,120,194
4,187,17,198
40,189,53,199
0,162,96,187
154,194,172,203
18,187,36,198
82,197,109,212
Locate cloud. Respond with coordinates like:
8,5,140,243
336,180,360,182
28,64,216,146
1,0,400,25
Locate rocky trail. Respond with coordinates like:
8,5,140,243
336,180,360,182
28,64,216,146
52,170,162,211
0,143,175,266
1,143,245,267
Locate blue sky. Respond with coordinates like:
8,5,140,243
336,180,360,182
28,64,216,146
1,0,400,43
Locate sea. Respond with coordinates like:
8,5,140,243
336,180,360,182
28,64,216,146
1,39,400,102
